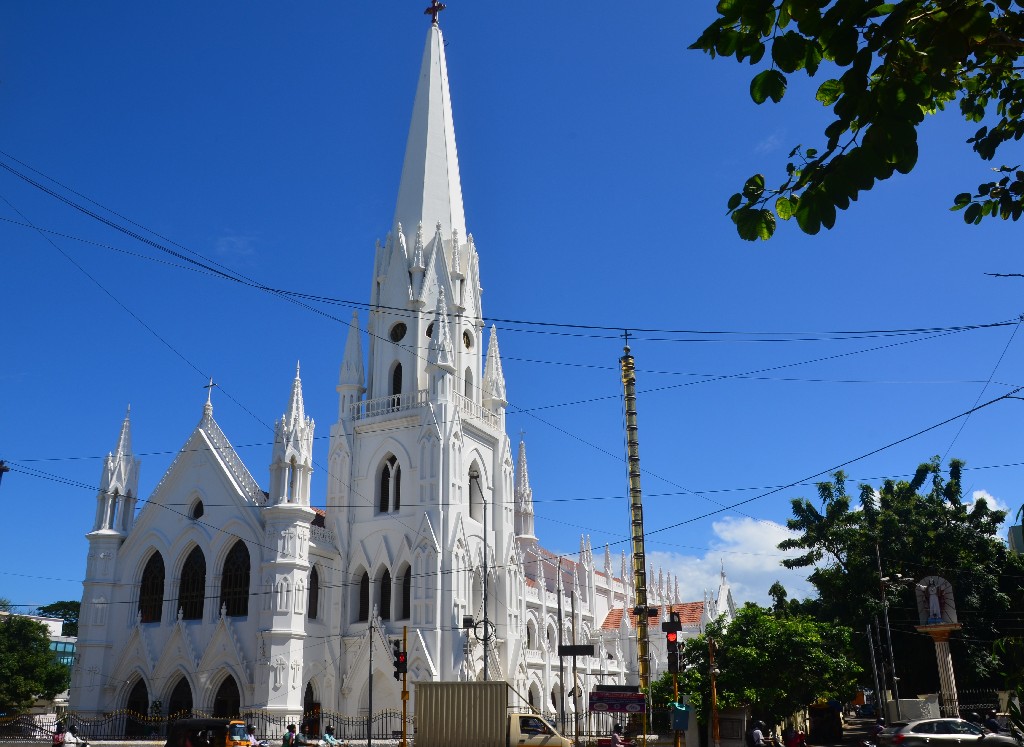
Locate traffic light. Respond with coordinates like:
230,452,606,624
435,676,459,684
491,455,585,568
392,640,407,680
670,702,690,731
666,631,679,673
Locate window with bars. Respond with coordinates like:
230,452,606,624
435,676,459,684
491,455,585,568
138,552,165,623
219,541,250,617
178,547,206,620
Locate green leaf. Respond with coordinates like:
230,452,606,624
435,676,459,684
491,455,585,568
742,174,766,200
816,79,844,106
733,207,776,241
776,195,795,220
964,203,982,223
750,69,788,104
772,32,808,73
728,193,744,210
953,192,972,206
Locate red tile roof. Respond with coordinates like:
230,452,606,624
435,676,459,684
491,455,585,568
600,601,704,631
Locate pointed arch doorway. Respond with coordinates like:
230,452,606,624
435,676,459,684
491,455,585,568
213,675,241,718
303,682,321,738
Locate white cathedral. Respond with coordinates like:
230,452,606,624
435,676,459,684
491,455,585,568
71,17,737,728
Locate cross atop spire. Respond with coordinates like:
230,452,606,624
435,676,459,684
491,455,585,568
424,0,446,24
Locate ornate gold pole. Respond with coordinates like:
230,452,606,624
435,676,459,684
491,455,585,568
620,344,651,699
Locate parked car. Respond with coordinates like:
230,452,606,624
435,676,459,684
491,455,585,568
878,718,1020,747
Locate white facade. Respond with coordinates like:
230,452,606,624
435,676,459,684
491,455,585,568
70,21,737,725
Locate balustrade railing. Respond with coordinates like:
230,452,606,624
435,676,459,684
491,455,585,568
452,392,499,429
351,390,429,420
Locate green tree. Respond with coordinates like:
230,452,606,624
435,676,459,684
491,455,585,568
0,614,70,713
679,606,860,728
779,459,1024,694
34,601,80,637
0,598,14,612
691,0,1024,240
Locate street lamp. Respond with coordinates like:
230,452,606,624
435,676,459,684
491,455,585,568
876,543,914,721
469,467,492,680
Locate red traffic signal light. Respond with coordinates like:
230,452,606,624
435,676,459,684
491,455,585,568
666,631,680,673
393,641,408,680
666,632,678,644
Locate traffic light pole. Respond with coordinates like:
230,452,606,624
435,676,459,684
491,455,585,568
673,670,680,747
401,626,408,747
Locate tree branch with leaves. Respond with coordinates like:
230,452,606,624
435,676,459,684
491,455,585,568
692,0,1024,240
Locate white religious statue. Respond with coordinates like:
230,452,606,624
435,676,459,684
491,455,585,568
915,575,957,625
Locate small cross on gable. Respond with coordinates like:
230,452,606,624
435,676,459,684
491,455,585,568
424,0,446,24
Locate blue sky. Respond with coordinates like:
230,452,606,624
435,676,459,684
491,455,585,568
2,3,1022,614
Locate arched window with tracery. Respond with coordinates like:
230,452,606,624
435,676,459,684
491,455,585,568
378,455,401,513
380,569,392,620
219,540,250,617
357,570,370,622
178,547,206,620
138,552,164,623
308,566,320,619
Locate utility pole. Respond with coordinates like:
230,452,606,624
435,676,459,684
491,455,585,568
875,542,902,720
400,626,408,747
367,634,373,747
709,637,720,747
557,557,566,733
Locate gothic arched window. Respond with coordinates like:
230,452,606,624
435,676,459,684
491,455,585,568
357,571,370,622
138,552,164,623
464,367,473,399
391,362,403,398
380,569,392,620
219,540,250,617
178,547,206,620
308,566,320,620
378,455,401,513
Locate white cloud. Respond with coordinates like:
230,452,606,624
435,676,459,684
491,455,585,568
214,232,258,259
648,516,818,608
969,489,1009,514
753,131,784,155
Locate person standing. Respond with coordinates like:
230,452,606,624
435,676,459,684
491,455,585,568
611,724,625,747
283,725,298,747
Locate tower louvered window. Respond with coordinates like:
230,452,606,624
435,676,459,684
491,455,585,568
357,571,370,622
219,540,250,617
399,567,411,620
380,569,392,620
308,566,320,620
178,547,206,620
391,362,402,398
139,552,164,623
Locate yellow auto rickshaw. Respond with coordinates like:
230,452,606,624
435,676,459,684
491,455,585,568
164,718,250,747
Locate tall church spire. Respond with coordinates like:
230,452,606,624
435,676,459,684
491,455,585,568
92,406,140,534
392,22,466,258
270,365,315,506
514,438,535,539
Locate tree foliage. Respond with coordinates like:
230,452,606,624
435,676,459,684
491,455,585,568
0,615,70,713
777,459,1024,694
34,601,81,637
692,0,1024,240
678,605,860,728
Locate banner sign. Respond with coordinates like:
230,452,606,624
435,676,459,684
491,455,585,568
588,691,646,713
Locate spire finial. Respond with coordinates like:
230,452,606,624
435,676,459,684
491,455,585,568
424,0,446,24
204,378,216,407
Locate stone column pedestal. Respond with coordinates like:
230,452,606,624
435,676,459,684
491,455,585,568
915,623,962,717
